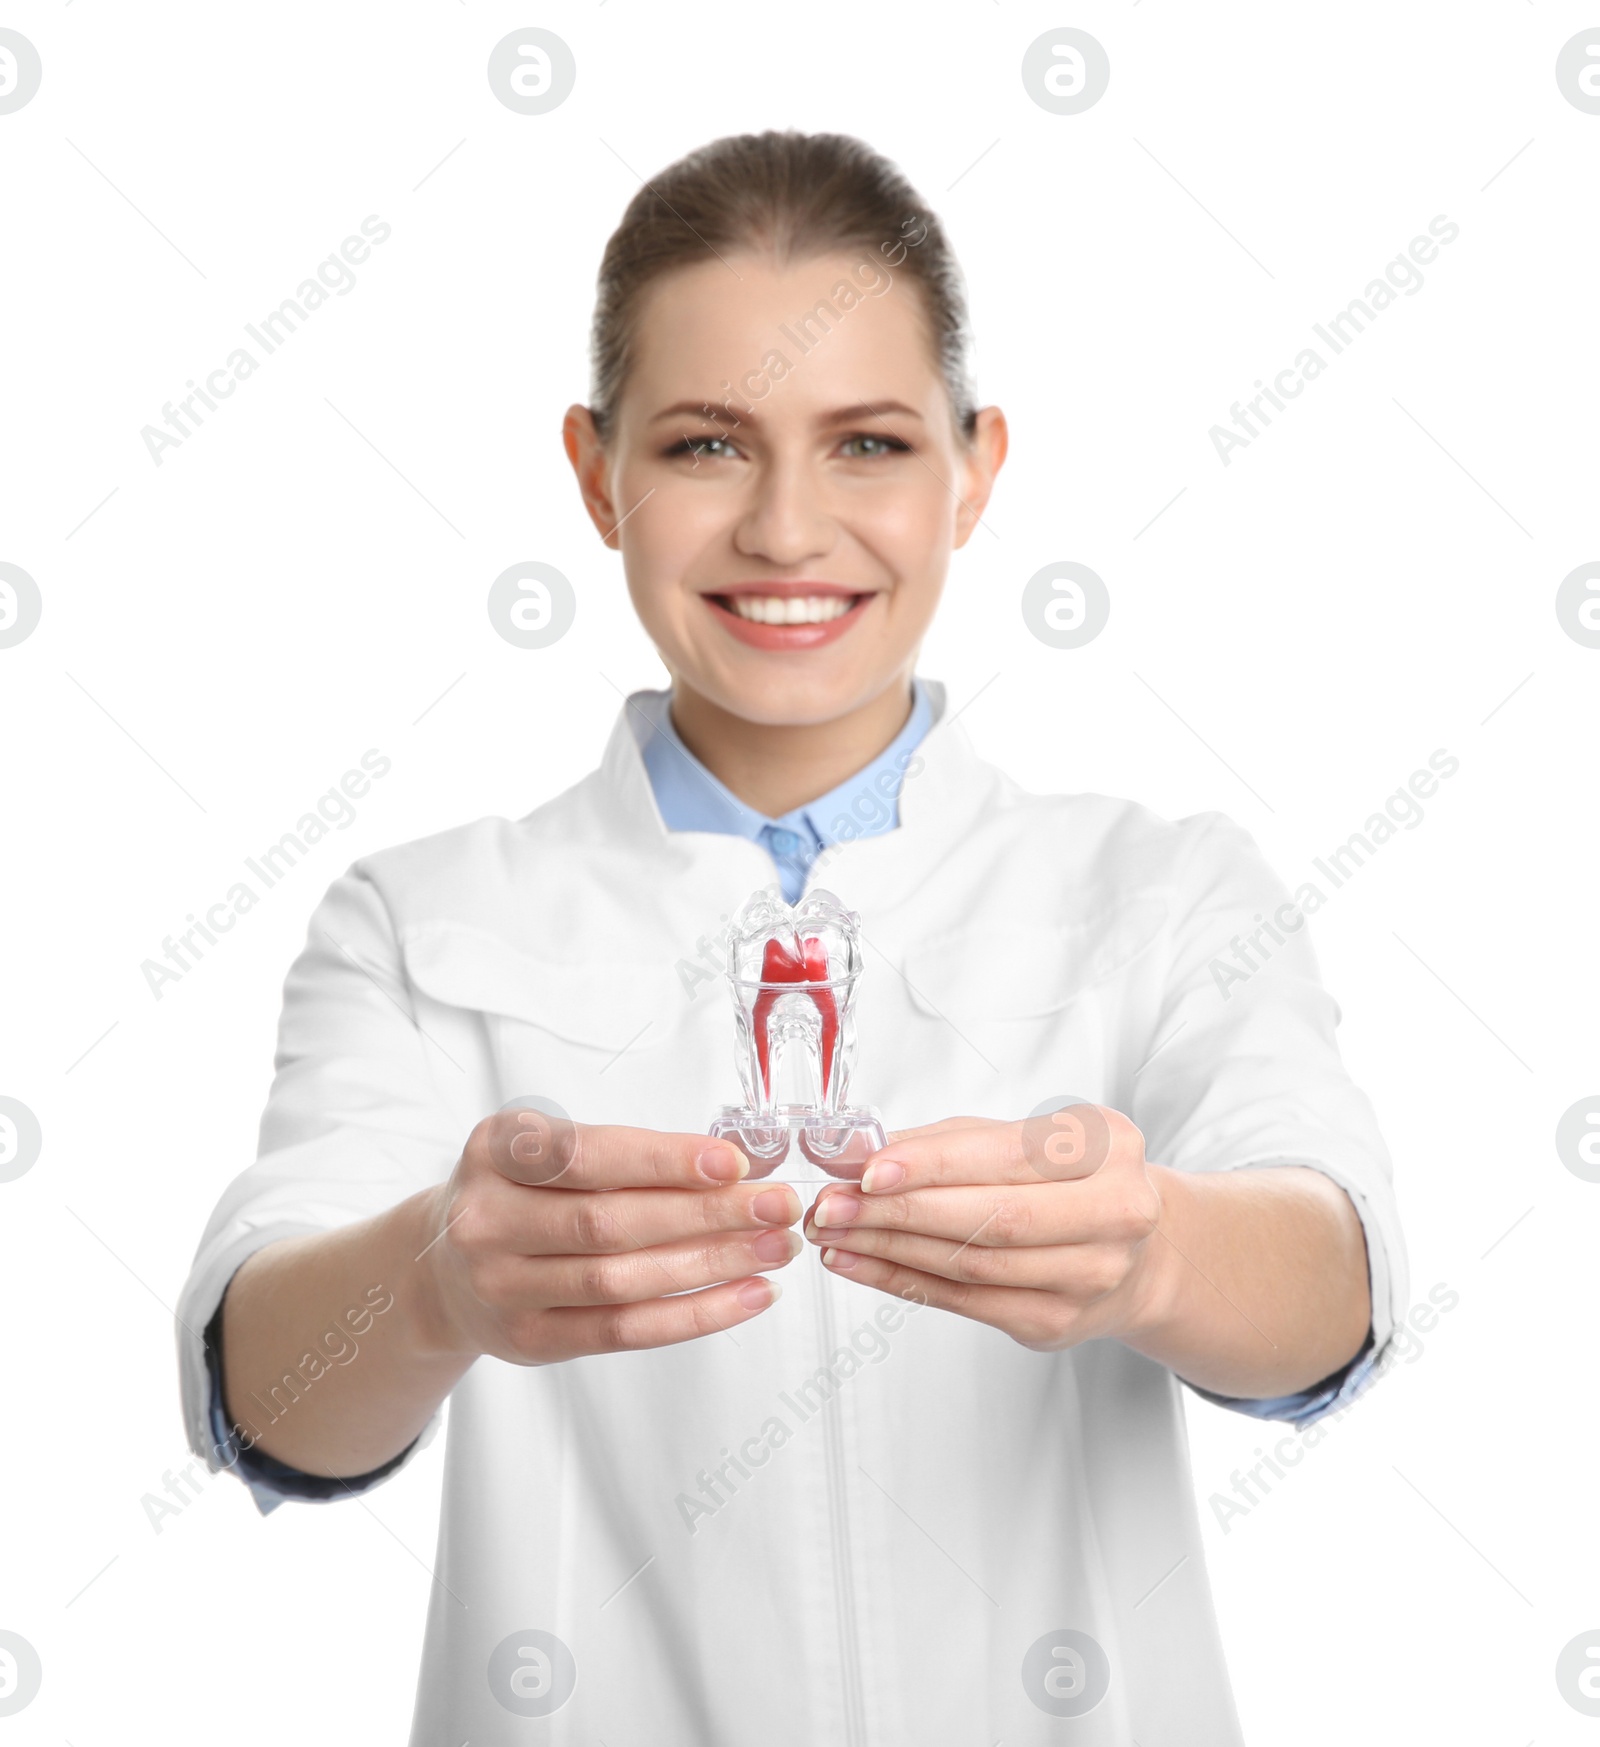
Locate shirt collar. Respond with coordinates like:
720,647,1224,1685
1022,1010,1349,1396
579,676,998,922
631,679,934,848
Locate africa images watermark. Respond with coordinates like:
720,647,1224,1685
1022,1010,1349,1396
682,214,931,444
1209,748,1459,1001
1207,1281,1459,1533
139,1457,218,1536
205,1283,395,1510
140,749,391,1000
1209,214,1460,466
140,215,392,466
673,1288,927,1533
142,1282,396,1533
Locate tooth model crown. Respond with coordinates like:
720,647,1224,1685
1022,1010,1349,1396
710,887,887,1180
751,934,839,1100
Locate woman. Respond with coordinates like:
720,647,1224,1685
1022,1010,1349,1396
178,131,1405,1744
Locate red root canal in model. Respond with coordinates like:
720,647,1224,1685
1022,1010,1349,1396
752,935,839,1100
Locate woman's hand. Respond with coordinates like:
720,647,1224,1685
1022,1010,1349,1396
413,1108,803,1366
801,1105,1375,1399
801,1107,1168,1351
221,1110,799,1477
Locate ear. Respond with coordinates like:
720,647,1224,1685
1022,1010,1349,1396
952,406,1009,550
563,404,624,549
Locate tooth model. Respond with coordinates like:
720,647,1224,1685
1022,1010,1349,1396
709,887,887,1179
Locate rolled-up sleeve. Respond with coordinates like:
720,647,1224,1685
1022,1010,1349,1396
1130,812,1410,1427
175,862,468,1507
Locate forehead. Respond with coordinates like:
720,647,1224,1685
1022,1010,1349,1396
622,250,940,416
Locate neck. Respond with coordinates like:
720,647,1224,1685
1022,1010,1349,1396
669,675,916,818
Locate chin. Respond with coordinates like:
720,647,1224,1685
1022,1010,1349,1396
701,658,887,728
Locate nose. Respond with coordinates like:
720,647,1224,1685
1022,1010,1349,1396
733,453,837,568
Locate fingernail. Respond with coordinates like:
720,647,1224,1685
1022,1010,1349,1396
697,1144,749,1184
737,1276,780,1310
803,1216,820,1243
752,1227,800,1264
751,1186,799,1225
861,1159,905,1194
821,1247,859,1272
816,1193,862,1226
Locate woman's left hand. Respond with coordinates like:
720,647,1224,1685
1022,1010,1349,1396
802,1106,1172,1350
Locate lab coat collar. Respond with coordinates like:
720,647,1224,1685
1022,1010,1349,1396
588,677,1004,912
628,680,936,853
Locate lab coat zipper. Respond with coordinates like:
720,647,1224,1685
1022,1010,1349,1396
814,1265,870,1747
794,865,871,1747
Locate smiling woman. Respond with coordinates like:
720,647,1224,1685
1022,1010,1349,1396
179,129,1406,1747
562,134,1004,791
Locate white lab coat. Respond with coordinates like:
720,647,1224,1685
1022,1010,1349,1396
177,682,1406,1745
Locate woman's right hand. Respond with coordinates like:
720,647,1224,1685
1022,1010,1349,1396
411,1108,802,1366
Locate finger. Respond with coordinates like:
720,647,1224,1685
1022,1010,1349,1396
479,1111,750,1191
482,1225,803,1309
859,1105,1133,1194
498,1181,802,1257
813,1226,1137,1297
814,1250,1071,1348
542,1274,782,1355
805,1181,1157,1249
882,1115,1005,1145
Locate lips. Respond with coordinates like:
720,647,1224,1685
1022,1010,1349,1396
751,935,839,1098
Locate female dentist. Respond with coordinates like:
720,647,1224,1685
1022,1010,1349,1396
178,131,1406,1745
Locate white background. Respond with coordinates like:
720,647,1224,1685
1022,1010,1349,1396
2,1,1596,1739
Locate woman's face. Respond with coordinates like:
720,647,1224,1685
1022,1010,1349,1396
565,250,1007,728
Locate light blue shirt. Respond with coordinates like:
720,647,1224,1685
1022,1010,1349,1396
206,679,1372,1509
632,680,935,902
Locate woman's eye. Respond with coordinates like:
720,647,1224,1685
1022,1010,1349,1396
667,436,738,462
838,433,910,459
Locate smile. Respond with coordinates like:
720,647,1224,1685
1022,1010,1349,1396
726,594,855,625
702,587,874,649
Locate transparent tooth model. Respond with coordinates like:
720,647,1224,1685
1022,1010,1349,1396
709,887,887,1179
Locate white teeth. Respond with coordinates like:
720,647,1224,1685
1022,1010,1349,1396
726,594,856,625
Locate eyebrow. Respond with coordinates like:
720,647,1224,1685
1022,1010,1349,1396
649,399,927,427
